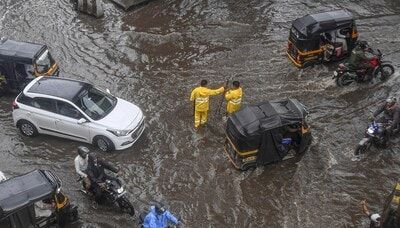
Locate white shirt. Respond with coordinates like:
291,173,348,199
74,155,88,178
0,171,6,182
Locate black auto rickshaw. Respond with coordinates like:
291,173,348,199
381,183,400,227
224,98,312,170
286,10,358,68
0,38,59,94
0,170,78,228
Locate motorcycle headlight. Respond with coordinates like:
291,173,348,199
367,128,374,134
117,187,124,194
107,129,130,137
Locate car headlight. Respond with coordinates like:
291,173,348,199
107,129,130,137
117,187,124,194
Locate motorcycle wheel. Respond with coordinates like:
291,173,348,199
354,139,372,156
375,64,395,81
335,74,352,86
117,196,135,216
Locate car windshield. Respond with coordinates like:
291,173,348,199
35,49,55,73
74,87,117,120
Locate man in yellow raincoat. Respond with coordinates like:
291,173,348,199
190,80,224,128
225,81,243,114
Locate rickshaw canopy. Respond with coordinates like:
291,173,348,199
292,10,354,38
0,170,59,219
227,98,308,139
226,99,309,165
0,38,47,65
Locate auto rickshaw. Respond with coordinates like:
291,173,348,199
0,37,59,94
0,170,78,228
224,98,312,171
286,10,358,68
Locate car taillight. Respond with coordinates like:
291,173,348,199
12,101,19,110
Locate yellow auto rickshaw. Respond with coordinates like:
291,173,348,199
286,10,358,68
0,37,59,94
224,98,312,171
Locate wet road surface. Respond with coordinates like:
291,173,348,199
0,0,400,227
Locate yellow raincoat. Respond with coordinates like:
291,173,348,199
225,87,243,114
190,86,224,128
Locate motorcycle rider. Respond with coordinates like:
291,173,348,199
348,41,374,80
142,202,180,228
371,97,400,136
86,154,122,203
74,146,90,190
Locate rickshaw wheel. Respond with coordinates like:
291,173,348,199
335,75,351,86
240,162,256,171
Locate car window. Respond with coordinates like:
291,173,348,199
17,93,34,106
56,101,82,119
32,97,56,113
74,87,117,120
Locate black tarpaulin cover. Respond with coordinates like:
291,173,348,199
0,170,55,218
292,10,354,37
226,98,308,164
0,38,45,64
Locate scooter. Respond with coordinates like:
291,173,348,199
333,49,394,86
79,175,135,215
354,120,399,155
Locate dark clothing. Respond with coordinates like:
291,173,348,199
348,47,371,70
373,103,400,130
86,157,119,203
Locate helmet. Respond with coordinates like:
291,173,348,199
154,202,165,215
386,97,397,104
77,146,89,158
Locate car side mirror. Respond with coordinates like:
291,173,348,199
106,89,111,94
77,118,87,124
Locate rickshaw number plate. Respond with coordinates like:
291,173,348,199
243,156,256,162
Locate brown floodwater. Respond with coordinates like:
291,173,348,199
0,0,400,227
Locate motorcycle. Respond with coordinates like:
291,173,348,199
79,175,135,215
354,121,388,155
333,49,395,86
354,118,400,155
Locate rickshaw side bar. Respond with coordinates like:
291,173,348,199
225,134,259,156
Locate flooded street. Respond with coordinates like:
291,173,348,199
1,0,400,227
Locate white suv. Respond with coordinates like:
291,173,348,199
12,76,145,152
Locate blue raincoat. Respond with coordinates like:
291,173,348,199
142,206,179,228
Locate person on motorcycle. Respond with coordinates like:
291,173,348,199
142,202,180,228
86,154,122,203
348,41,374,73
371,97,400,135
74,146,90,190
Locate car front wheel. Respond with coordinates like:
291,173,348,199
94,136,115,152
18,120,38,137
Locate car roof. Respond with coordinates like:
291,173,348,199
27,77,91,102
0,38,46,64
0,170,58,218
292,10,354,37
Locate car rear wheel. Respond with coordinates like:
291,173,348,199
18,120,38,137
94,136,115,152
